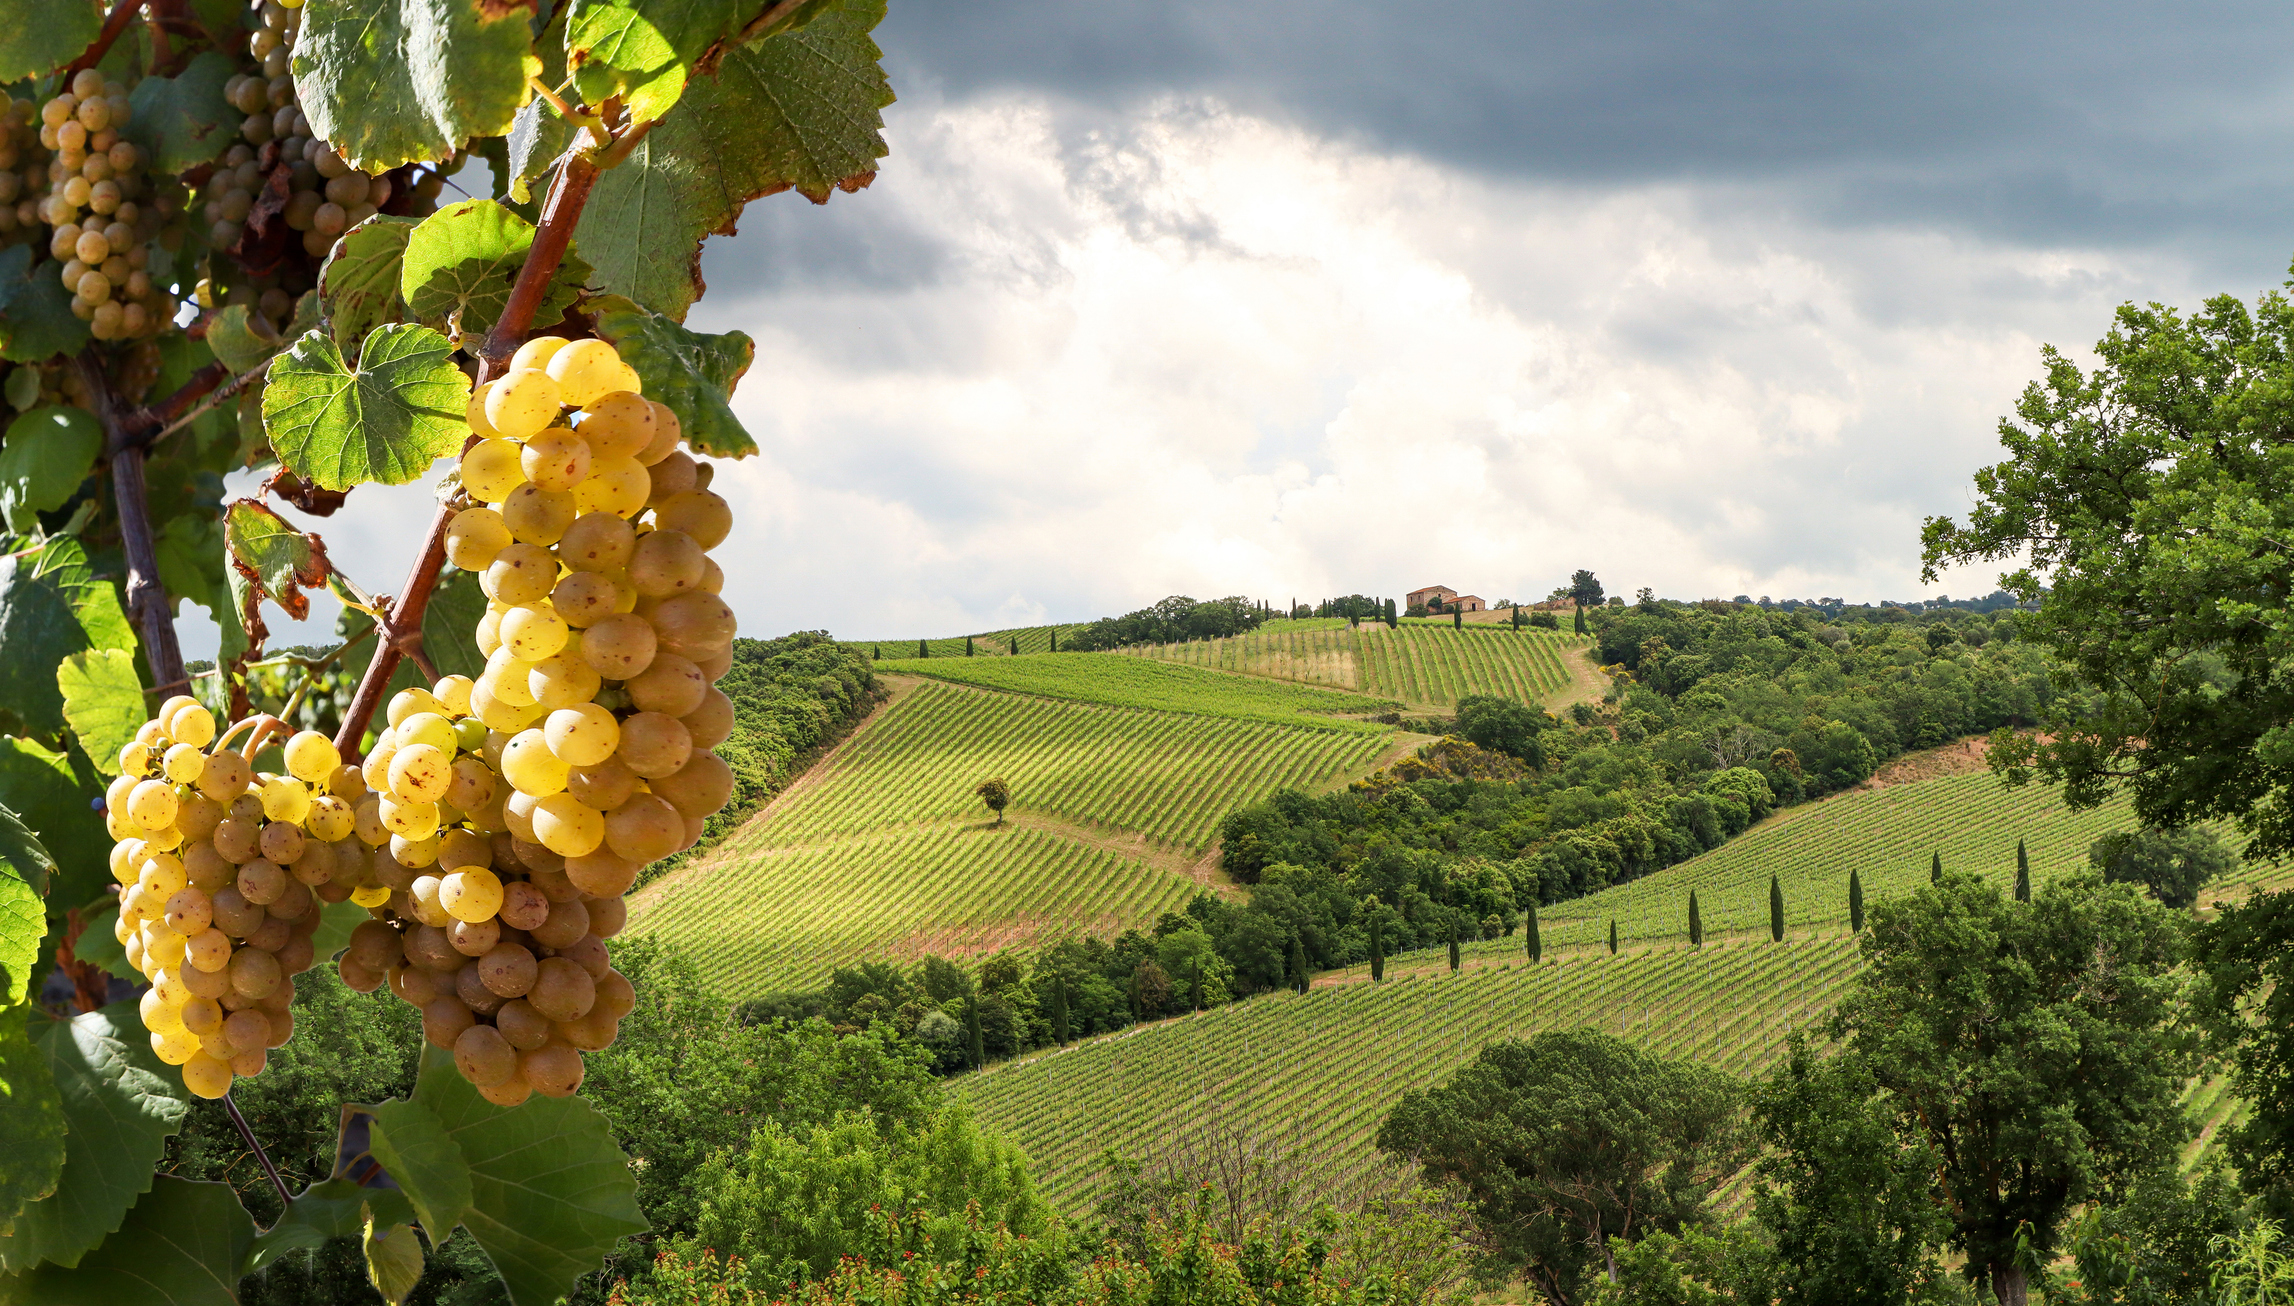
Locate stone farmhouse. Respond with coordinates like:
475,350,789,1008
1406,584,1485,613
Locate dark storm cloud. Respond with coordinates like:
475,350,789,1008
879,0,2294,273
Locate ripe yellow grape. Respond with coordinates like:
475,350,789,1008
460,439,527,503
543,338,622,407
396,711,457,754
388,744,452,803
550,571,619,627
646,451,698,505
558,513,636,573
198,751,251,801
500,604,568,661
182,1050,232,1098
389,688,444,726
167,701,217,747
483,652,540,708
578,612,657,681
653,491,733,550
440,867,504,922
483,543,559,605
434,675,477,716
309,796,356,842
532,792,605,857
578,391,654,459
485,368,564,441
447,506,512,569
283,730,340,782
629,530,706,597
528,651,602,710
163,742,205,783
543,703,619,768
128,779,178,831
500,729,570,797
653,592,738,658
476,608,505,658
629,653,707,717
467,381,502,439
615,712,692,779
380,794,441,840
502,483,576,545
605,793,683,863
520,427,591,492
572,457,649,518
470,679,543,733
508,335,569,374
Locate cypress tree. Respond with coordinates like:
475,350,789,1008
965,636,975,656
1370,913,1385,982
1769,874,1785,942
1049,976,1069,1045
1574,603,1589,635
918,638,928,658
965,995,985,1068
1526,901,1542,963
1288,935,1308,994
1049,628,1058,653
1511,605,1522,631
2015,839,2031,902
1849,867,1865,933
1607,919,1618,955
872,645,880,660
1931,850,1943,883
1453,608,1463,630
1688,889,1703,947
1447,917,1461,972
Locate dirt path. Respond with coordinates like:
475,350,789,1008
1543,641,1611,713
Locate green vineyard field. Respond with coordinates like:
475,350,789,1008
629,825,1201,996
961,936,1862,1213
755,682,1390,851
1118,625,1588,707
877,654,1398,731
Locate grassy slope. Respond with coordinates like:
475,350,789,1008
961,935,1861,1214
626,678,1395,994
1119,624,1591,708
876,654,1399,732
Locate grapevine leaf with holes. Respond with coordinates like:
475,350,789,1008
588,294,755,457
401,199,590,340
262,324,473,490
290,0,542,173
122,50,239,174
223,499,332,620
576,0,892,320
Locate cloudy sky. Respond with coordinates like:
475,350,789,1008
182,0,2294,655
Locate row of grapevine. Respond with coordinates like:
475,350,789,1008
758,682,1389,850
878,654,1396,732
960,936,1863,1213
1116,625,1588,707
630,824,1201,996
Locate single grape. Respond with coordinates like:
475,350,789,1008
528,651,601,710
283,730,340,782
646,450,698,504
460,439,527,503
485,368,564,441
573,457,649,518
629,530,705,597
128,778,178,831
380,794,441,840
387,743,452,803
577,391,654,459
604,793,683,863
527,957,596,1023
502,482,576,545
558,512,636,573
162,742,204,783
542,703,619,768
531,792,604,857
446,506,512,569
550,571,619,627
651,592,738,658
578,612,657,680
440,867,503,922
520,427,591,492
652,490,733,550
454,1023,518,1087
521,1041,585,1097
437,676,478,718
499,603,569,661
483,543,559,605
628,652,707,717
682,688,736,750
543,338,623,407
508,335,569,374
615,712,692,779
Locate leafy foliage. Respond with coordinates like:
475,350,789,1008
291,0,540,172
0,536,136,738
0,406,102,532
261,324,472,491
401,200,591,341
56,650,143,781
587,295,754,456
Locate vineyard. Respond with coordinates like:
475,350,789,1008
628,825,1200,995
877,654,1399,731
627,679,1393,989
961,935,1863,1213
1118,625,1588,707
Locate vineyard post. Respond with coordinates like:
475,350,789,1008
328,148,605,757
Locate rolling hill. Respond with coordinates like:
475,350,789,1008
1118,624,1591,707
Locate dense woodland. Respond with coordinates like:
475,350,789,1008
1060,595,1278,650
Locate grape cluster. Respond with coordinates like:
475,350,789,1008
111,699,360,1099
0,97,43,245
33,69,172,341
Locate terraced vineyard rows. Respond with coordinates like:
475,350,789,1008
1119,625,1587,707
631,825,1199,996
962,936,1862,1213
755,683,1388,850
877,654,1397,731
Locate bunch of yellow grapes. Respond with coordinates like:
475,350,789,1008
111,698,377,1099
34,69,174,341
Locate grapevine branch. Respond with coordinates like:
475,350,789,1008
76,352,189,696
330,146,605,756
63,0,144,78
223,1092,295,1212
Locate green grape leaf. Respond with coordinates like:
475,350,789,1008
366,1098,470,1246
403,1046,645,1306
0,999,65,1240
185,0,246,42
565,0,832,126
11,1176,255,1305
0,536,135,738
401,199,590,340
242,1177,416,1275
502,98,572,206
0,0,101,83
0,406,103,533
292,0,540,173
56,651,142,784
64,908,130,985
0,246,91,363
223,499,332,622
263,324,472,491
366,1218,425,1305
320,215,419,354
155,513,225,621
206,304,281,375
0,738,106,917
310,898,370,965
588,295,755,458
0,1003,189,1273
122,50,240,174
576,0,890,320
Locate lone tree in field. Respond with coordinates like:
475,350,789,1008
1288,935,1309,994
1688,889,1704,947
1931,850,1943,883
1369,905,1387,981
1570,569,1605,607
1448,916,1462,971
1770,874,1786,942
918,638,929,657
1526,901,1542,963
974,777,1012,827
1608,920,1618,955
965,635,975,656
1849,867,1866,933
2015,838,2031,902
